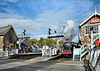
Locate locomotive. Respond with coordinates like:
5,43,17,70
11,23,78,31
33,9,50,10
61,40,73,57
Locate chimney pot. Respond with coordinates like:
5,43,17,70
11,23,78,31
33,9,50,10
8,24,12,26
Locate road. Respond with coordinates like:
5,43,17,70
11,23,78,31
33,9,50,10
0,58,85,71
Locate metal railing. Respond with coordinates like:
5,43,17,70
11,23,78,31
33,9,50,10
73,47,81,61
81,32,100,71
80,34,100,61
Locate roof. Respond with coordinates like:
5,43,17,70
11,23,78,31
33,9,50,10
21,40,31,47
32,44,42,48
0,25,18,37
35,44,42,48
0,25,12,35
79,12,100,27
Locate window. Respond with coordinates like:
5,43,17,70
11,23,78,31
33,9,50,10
85,25,98,35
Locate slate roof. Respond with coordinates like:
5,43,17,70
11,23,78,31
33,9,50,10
35,44,42,48
0,25,18,38
21,40,32,47
0,25,13,35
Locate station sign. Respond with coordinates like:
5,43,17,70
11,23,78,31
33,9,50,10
90,19,100,23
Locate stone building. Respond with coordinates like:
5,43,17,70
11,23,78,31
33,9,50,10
79,9,100,59
0,24,18,52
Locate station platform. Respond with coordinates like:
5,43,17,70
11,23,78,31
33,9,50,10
18,52,42,55
0,52,42,59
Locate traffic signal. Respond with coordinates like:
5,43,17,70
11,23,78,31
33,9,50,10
54,31,56,33
23,29,26,36
48,28,51,35
24,29,26,32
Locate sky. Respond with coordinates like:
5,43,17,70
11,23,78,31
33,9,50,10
0,0,100,42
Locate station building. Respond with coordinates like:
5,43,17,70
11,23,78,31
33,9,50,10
0,24,18,52
79,9,100,59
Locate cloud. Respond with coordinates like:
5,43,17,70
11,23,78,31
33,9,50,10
0,13,49,39
0,0,98,40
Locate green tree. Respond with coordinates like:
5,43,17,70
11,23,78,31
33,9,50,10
28,37,64,47
59,41,64,47
39,37,44,46
28,38,38,45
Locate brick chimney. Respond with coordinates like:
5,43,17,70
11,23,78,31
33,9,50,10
8,24,12,26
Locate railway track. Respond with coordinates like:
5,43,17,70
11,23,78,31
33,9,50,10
49,55,73,61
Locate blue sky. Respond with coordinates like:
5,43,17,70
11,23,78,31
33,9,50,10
0,0,100,42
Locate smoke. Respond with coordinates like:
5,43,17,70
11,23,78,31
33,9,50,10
61,20,77,41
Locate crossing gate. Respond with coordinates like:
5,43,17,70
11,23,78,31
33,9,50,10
42,48,57,57
0,49,18,57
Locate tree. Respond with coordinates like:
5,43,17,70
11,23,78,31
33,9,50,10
28,37,64,47
28,38,38,45
39,37,44,46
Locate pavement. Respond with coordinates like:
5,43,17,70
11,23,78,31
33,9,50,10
18,52,42,55
0,56,85,71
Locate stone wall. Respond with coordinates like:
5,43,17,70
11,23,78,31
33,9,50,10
80,15,100,60
3,28,18,50
0,36,4,52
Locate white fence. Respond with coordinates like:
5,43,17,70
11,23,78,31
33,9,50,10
42,48,57,57
0,49,18,57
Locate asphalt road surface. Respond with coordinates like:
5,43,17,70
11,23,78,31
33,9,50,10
0,59,85,71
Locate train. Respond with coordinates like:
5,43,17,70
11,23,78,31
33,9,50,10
61,40,73,57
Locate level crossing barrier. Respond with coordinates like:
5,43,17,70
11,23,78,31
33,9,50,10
42,48,57,57
12,49,18,54
0,49,18,57
0,51,8,57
